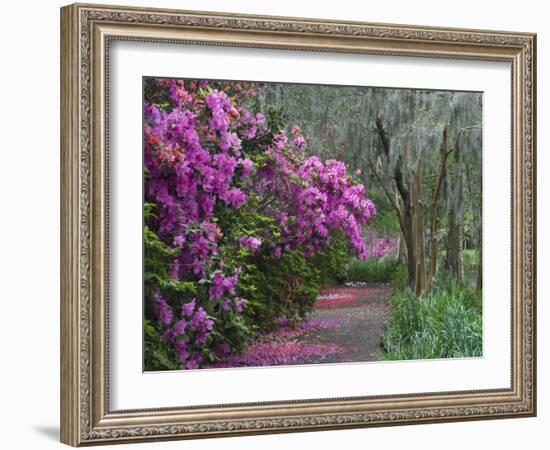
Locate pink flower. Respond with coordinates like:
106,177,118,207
239,236,262,251
181,299,196,317
241,158,253,177
235,298,246,312
173,235,185,247
292,136,306,148
153,290,172,326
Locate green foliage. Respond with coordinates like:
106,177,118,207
390,263,409,292
249,250,322,326
144,319,180,371
345,258,404,283
309,232,351,285
144,204,220,369
143,218,194,369
220,210,351,331
265,106,288,135
363,188,401,237
143,217,180,317
463,248,480,268
143,78,172,111
382,274,482,360
462,248,481,288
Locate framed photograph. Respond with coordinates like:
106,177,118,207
60,3,536,446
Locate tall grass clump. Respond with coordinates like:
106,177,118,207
382,274,482,360
462,249,480,268
346,258,404,283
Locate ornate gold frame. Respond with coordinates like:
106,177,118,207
60,3,536,446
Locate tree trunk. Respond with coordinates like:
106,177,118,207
446,209,463,280
477,214,482,290
411,169,426,296
374,118,427,294
428,129,451,291
476,232,483,289
476,159,483,289
397,235,406,264
445,141,464,282
403,202,416,289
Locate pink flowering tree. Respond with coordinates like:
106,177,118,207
143,78,376,370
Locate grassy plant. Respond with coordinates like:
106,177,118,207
390,263,408,292
382,274,482,360
345,258,404,283
463,248,480,267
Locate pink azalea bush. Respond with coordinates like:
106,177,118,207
362,229,399,259
143,78,376,370
369,236,399,258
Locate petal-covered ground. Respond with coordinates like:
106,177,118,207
317,286,392,309
208,283,392,368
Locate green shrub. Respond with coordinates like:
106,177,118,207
224,232,351,331
217,199,352,332
382,274,482,360
309,232,351,285
463,249,480,268
143,214,200,370
345,258,403,283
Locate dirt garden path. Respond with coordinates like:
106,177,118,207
209,283,393,368
296,283,393,363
